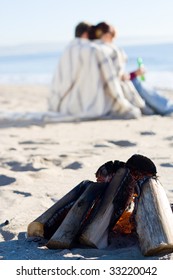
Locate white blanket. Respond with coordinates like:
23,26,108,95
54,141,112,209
48,39,142,119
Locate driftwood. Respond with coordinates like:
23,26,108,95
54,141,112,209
46,181,107,249
27,180,91,239
135,178,173,256
79,167,134,248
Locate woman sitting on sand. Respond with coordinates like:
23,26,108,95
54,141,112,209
89,22,173,116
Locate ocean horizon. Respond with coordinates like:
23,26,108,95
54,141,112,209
0,38,173,90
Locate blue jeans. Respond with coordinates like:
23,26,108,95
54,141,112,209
132,78,173,115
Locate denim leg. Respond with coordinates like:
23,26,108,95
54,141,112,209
132,78,173,115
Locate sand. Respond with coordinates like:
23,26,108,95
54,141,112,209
0,84,173,260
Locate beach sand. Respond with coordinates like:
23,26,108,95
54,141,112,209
0,84,173,260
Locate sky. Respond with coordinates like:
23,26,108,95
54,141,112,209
1,0,173,47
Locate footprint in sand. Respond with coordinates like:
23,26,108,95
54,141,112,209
0,175,16,186
160,163,173,168
140,131,156,136
19,140,59,145
41,157,61,166
13,190,32,197
64,161,83,170
23,147,38,150
107,140,136,147
94,144,110,148
164,136,173,141
163,136,173,147
8,148,17,151
5,161,46,172
59,154,68,158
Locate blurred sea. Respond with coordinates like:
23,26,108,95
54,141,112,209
0,40,173,90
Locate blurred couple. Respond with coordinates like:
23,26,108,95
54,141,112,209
48,21,173,120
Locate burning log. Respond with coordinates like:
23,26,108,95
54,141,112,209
27,153,173,255
135,178,173,256
27,180,91,239
46,181,107,249
79,167,134,248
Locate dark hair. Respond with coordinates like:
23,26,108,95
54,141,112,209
125,154,157,175
88,21,115,40
113,160,125,172
95,160,125,178
88,25,97,40
95,161,114,178
75,21,91,38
